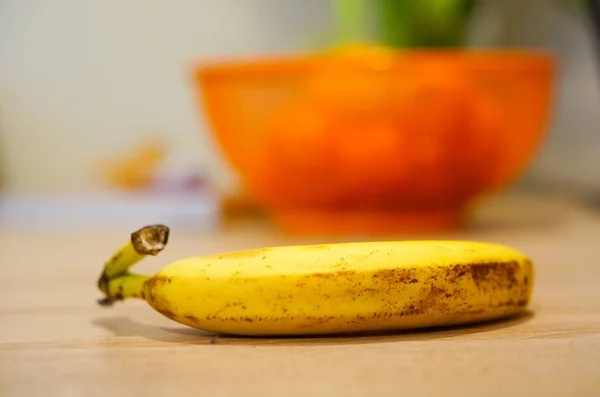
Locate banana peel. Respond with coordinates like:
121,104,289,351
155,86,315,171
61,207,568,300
96,225,533,336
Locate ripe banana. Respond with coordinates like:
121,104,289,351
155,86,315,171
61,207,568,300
96,225,534,336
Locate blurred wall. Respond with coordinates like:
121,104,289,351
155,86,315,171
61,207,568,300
497,0,600,193
1,0,599,194
0,0,331,193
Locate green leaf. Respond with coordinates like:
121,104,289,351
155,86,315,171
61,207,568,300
331,0,369,45
377,0,478,48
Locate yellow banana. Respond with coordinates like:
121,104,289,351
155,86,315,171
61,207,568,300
96,225,534,336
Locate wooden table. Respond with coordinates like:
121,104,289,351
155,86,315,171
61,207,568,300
1,194,599,396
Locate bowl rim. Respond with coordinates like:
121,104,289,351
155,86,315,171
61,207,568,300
193,48,557,80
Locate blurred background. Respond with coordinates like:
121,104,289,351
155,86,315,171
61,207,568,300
1,0,600,237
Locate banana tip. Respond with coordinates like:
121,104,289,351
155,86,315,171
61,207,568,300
130,224,170,255
97,296,117,307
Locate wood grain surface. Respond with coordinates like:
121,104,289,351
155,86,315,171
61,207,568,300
1,194,599,396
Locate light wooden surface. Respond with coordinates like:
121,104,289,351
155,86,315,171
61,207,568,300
1,194,599,396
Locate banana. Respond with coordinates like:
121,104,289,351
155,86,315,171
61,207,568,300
96,225,534,336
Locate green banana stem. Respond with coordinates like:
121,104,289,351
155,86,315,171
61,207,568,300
96,224,170,306
100,242,145,281
98,273,151,306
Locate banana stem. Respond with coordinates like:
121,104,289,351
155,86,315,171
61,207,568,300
96,224,170,306
101,242,146,280
97,273,151,306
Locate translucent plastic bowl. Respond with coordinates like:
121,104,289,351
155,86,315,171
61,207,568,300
193,47,556,235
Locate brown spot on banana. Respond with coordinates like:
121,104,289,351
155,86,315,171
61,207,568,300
144,275,177,320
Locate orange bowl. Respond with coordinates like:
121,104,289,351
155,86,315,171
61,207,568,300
193,47,556,235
